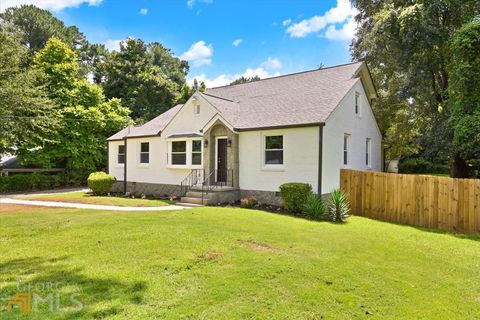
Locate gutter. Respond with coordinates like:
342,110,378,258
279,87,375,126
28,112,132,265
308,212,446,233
123,137,128,194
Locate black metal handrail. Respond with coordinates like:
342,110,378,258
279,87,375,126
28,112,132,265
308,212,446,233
180,169,203,196
201,169,234,203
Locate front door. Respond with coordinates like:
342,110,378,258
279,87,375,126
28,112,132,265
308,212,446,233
216,138,228,183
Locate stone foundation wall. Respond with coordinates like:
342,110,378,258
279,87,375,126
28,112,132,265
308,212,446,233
111,181,182,197
240,190,284,207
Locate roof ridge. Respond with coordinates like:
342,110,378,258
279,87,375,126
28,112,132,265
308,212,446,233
207,61,363,91
201,92,237,103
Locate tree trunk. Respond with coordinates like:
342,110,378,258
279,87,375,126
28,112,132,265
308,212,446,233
451,153,470,178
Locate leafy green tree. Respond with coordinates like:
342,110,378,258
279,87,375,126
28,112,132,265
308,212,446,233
352,0,480,176
0,5,87,54
448,18,480,175
102,38,188,121
21,37,131,171
0,31,56,154
229,75,260,85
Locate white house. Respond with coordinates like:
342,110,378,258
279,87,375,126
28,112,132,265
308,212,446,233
107,62,382,205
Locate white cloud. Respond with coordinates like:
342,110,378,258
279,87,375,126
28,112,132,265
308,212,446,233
286,0,356,38
324,15,357,41
104,39,122,52
232,39,243,47
188,58,282,88
187,0,212,9
0,0,102,12
180,40,213,67
282,18,292,26
261,57,282,70
139,8,148,15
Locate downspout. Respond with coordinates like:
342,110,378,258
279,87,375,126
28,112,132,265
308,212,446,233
123,137,128,194
318,124,325,196
106,142,109,174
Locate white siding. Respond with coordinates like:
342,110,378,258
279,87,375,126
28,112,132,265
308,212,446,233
239,127,319,192
322,79,382,194
108,140,125,180
108,97,217,185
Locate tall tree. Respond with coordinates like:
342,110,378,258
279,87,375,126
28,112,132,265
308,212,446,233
448,18,480,175
352,0,480,176
19,37,131,171
229,75,260,85
102,38,188,121
0,31,56,154
0,5,87,54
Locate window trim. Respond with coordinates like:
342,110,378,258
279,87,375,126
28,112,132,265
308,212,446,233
191,139,202,166
117,144,125,165
167,138,203,169
355,92,361,117
262,133,285,170
366,138,371,168
139,142,150,165
343,134,350,167
193,104,200,116
171,140,187,166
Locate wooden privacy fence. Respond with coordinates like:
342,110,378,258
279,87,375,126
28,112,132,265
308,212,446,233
340,169,480,233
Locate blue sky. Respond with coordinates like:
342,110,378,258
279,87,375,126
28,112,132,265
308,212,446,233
2,0,357,87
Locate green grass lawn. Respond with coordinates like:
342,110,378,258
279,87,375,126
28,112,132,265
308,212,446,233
20,191,175,207
1,205,479,319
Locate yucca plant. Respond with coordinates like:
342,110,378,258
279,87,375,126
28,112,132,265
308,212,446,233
303,192,325,220
326,189,350,222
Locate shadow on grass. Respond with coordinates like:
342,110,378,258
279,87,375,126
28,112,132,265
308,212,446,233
355,215,480,242
0,256,146,319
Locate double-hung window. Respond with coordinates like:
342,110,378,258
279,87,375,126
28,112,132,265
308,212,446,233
171,141,187,165
265,135,283,165
118,145,125,164
366,138,371,167
343,134,350,166
140,142,149,164
191,140,202,165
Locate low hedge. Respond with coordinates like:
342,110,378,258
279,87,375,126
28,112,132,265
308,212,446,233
279,182,312,213
0,171,88,193
87,172,116,195
399,158,450,174
0,173,63,193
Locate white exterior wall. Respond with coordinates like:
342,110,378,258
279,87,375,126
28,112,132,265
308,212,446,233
108,97,217,184
322,79,382,194
108,140,125,180
238,127,320,192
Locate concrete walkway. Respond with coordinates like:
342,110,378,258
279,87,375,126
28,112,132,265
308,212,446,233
0,198,188,211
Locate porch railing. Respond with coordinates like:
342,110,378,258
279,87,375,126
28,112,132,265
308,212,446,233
180,169,203,196
201,169,234,203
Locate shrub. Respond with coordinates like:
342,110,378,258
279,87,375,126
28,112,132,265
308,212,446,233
280,182,312,213
326,189,350,222
399,158,450,174
0,173,65,193
240,197,257,208
87,172,116,195
303,192,325,219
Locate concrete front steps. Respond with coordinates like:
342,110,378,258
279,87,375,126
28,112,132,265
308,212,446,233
180,186,240,205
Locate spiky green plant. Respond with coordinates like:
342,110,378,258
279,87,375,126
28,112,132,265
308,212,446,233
303,192,325,220
327,189,350,222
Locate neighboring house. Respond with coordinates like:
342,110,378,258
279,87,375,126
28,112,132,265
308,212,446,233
0,154,65,177
107,62,382,205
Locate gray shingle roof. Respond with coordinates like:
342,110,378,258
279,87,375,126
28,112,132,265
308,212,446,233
107,104,183,140
205,61,363,130
108,62,366,140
